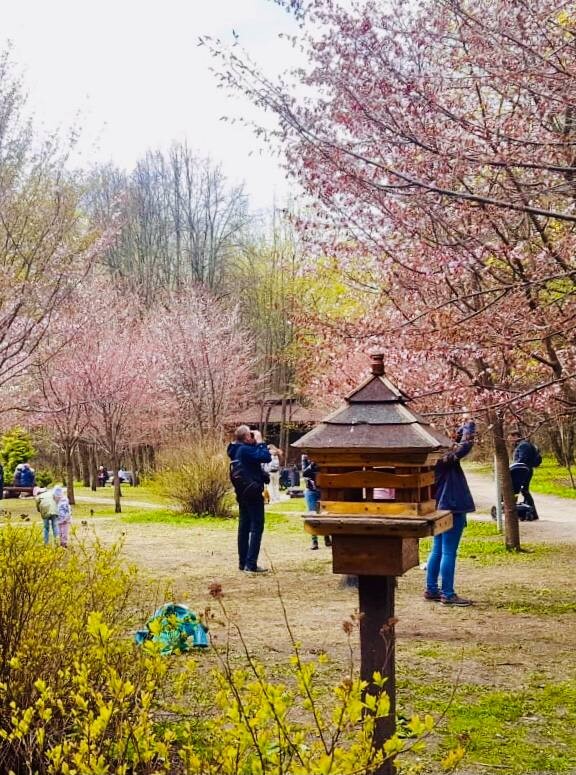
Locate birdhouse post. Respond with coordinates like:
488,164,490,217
293,354,453,775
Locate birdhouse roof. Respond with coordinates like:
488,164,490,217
292,370,451,453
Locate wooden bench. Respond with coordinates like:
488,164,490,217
3,486,35,499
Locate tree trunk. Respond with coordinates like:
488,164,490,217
79,441,91,487
64,445,76,505
111,450,122,513
89,445,99,492
130,447,140,486
490,412,520,551
73,448,81,485
146,444,156,472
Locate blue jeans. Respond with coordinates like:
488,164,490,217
304,489,320,513
237,493,265,571
43,515,60,546
426,513,467,598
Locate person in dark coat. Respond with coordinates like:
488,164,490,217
302,458,331,550
424,415,476,607
509,431,541,519
227,425,271,573
20,463,35,487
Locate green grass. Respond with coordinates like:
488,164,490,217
420,519,555,566
397,661,576,774
466,456,576,499
119,506,302,532
73,481,173,506
492,586,576,616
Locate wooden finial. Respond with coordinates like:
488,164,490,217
370,353,385,376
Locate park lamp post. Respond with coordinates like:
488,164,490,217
293,354,453,775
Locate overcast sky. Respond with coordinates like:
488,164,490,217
1,0,302,210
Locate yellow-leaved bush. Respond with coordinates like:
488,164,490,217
0,526,460,774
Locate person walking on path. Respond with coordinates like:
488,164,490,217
57,489,72,547
509,430,541,520
35,486,63,546
227,425,271,573
424,415,476,607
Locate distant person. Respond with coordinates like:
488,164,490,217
424,414,476,606
302,458,331,550
227,425,271,573
97,466,108,487
265,445,282,503
35,486,62,546
57,490,72,548
21,463,35,487
509,430,542,520
13,464,24,486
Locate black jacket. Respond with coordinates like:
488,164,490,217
512,440,541,470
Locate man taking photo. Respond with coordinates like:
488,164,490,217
227,425,271,573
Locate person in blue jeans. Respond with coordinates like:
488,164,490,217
35,486,63,546
302,458,331,550
227,425,271,573
425,415,476,607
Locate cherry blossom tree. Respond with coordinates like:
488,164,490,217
153,289,255,435
53,287,161,513
0,50,113,400
208,0,576,550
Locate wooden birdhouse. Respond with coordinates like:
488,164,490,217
293,353,453,576
293,354,454,774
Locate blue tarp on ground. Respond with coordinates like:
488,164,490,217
134,603,209,655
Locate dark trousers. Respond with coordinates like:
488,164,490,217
237,493,265,570
510,467,538,518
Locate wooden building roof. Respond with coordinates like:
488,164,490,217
225,398,325,427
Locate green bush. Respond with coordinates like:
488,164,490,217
0,427,36,482
34,470,54,488
0,527,173,774
155,437,234,517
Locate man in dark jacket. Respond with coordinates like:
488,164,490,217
227,425,271,573
509,431,541,520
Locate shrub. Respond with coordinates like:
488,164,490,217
0,527,174,774
34,470,54,487
0,427,36,482
155,437,234,517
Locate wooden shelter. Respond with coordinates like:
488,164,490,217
293,353,453,774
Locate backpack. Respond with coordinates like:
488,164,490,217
532,444,542,468
229,460,262,499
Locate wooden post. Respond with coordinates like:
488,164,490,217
358,575,396,775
